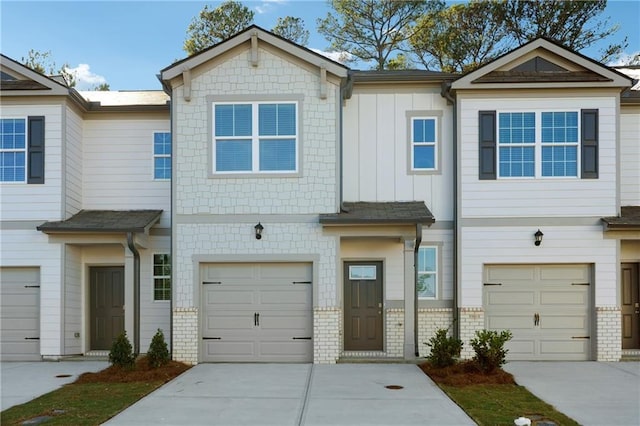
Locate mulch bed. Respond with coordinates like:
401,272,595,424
75,356,191,384
419,360,516,386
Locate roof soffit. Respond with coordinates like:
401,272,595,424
161,25,349,83
451,38,632,90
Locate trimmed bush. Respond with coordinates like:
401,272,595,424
147,328,170,368
470,329,513,373
426,328,463,368
109,332,135,369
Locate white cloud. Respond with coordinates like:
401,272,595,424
310,48,354,64
607,51,640,67
255,0,286,15
64,64,107,90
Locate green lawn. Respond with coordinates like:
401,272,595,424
0,381,163,426
440,383,580,426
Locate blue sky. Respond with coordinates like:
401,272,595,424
1,0,638,90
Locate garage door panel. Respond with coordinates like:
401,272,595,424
201,263,312,362
487,291,535,305
1,267,40,361
484,264,590,361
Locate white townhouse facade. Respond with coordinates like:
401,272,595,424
1,27,638,364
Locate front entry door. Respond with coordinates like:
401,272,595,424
90,266,125,350
622,263,640,349
344,262,383,351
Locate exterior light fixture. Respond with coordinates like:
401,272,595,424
534,229,544,246
254,222,264,240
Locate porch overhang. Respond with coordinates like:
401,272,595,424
37,209,163,234
601,206,640,231
319,202,435,226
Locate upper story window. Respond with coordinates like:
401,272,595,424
417,246,437,299
411,117,437,171
213,102,298,174
480,109,597,181
153,132,171,180
0,118,26,182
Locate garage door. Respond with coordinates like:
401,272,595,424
484,264,590,361
201,263,312,362
1,268,40,361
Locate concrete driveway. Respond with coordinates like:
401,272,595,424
0,361,108,411
105,363,474,425
504,361,640,426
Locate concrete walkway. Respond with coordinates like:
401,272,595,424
504,361,640,426
0,361,108,411
105,363,474,425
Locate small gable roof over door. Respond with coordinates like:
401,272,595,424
161,25,349,84
451,38,632,90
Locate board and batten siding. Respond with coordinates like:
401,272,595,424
459,225,617,307
173,46,340,216
82,117,170,227
342,88,453,221
0,229,62,356
0,104,64,221
458,94,618,218
620,106,640,206
64,244,82,354
64,105,83,217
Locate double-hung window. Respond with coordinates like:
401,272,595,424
1,118,26,182
213,102,297,173
541,112,578,177
153,132,171,180
153,254,171,301
411,117,437,170
498,112,535,177
417,247,437,299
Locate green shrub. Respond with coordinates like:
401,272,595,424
147,328,170,368
109,332,135,369
470,329,513,373
426,328,463,368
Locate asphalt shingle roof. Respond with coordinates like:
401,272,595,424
319,201,434,225
37,210,163,233
601,206,640,229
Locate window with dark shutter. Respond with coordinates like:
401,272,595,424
479,110,496,180
581,109,598,179
27,116,45,184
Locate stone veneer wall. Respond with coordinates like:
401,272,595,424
173,308,198,365
596,306,621,361
459,307,484,359
314,308,341,363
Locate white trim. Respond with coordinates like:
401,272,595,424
152,253,171,302
152,131,171,181
0,116,28,184
417,246,438,300
410,116,438,172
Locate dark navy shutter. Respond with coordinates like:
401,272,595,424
479,111,496,180
27,116,45,184
581,109,598,179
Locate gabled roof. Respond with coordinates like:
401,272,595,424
161,25,349,82
452,38,632,90
0,54,70,96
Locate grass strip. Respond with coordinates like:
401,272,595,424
440,383,580,426
1,381,162,426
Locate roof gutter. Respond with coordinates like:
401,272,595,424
441,81,459,340
126,232,141,356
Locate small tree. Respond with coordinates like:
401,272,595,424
109,332,136,369
426,328,463,368
147,329,170,368
470,329,512,373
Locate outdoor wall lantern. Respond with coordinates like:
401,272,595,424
534,229,544,246
255,222,264,240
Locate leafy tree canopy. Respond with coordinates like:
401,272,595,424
21,49,76,87
184,0,255,55
272,16,310,46
317,0,445,70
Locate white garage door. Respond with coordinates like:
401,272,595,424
201,263,312,362
484,264,591,361
1,268,40,361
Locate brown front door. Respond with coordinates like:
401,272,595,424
622,263,640,349
344,262,383,351
90,266,125,350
